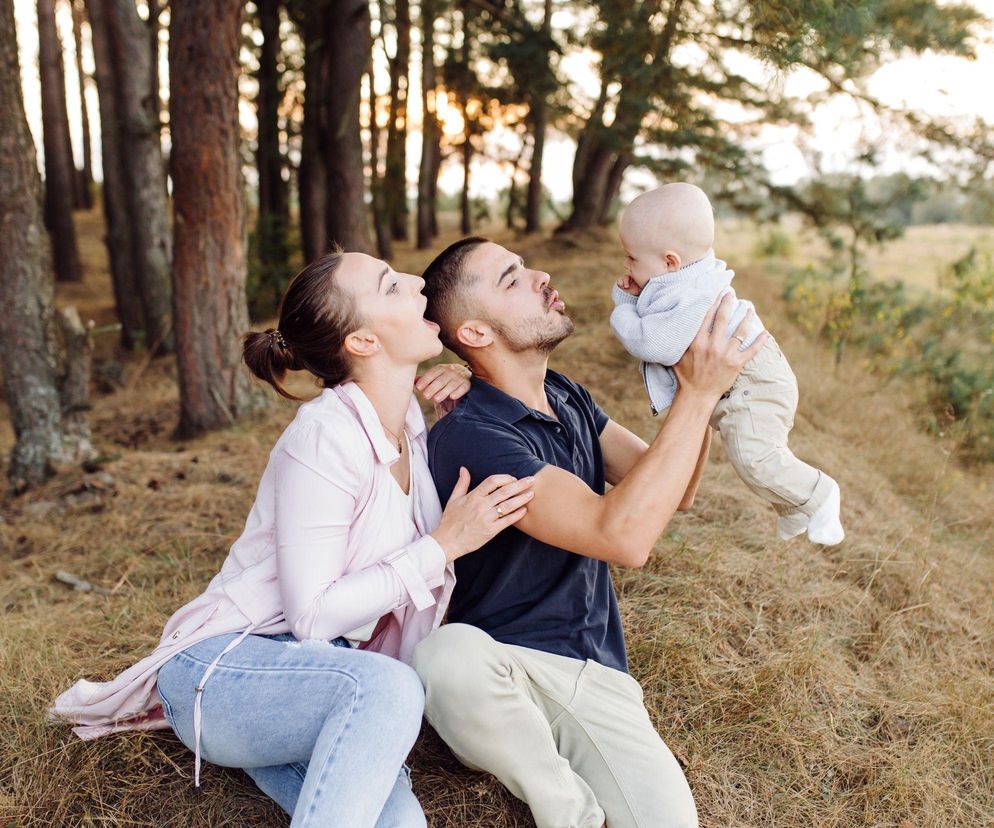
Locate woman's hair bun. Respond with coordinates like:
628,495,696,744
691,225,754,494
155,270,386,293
243,328,298,400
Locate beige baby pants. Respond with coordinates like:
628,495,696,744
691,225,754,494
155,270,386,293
413,623,699,828
708,335,835,518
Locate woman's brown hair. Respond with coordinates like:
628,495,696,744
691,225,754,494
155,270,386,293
243,250,363,401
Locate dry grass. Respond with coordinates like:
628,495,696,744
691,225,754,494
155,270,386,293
1,212,993,827
718,216,994,294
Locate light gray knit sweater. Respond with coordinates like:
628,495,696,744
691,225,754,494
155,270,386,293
610,250,765,414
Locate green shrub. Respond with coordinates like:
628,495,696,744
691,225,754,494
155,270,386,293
783,248,994,462
753,227,795,259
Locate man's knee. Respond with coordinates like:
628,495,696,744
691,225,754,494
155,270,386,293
413,623,499,699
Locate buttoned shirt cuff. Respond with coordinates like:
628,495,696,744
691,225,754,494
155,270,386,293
612,284,639,306
384,535,447,611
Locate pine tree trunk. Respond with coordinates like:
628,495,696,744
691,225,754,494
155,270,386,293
71,0,94,210
598,150,629,225
416,0,440,250
563,142,617,231
525,101,546,233
460,127,472,235
524,0,552,234
148,0,160,136
104,0,173,353
170,0,264,438
298,1,328,263
369,65,393,261
37,0,82,282
1,0,92,488
254,0,290,313
385,0,410,241
84,0,142,349
320,0,372,253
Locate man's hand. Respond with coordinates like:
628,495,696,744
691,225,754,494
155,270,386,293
673,292,767,400
616,273,642,296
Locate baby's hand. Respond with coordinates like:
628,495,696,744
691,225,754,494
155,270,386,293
617,273,642,296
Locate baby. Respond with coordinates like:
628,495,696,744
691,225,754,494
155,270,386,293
610,183,845,545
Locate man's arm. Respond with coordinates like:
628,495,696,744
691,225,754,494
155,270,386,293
600,419,711,511
516,295,764,568
515,391,715,567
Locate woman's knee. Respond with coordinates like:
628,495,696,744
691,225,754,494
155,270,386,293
353,651,425,725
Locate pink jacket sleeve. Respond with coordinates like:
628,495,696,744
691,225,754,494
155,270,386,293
274,423,446,641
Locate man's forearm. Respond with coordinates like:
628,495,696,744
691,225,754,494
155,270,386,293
678,427,711,510
599,389,716,559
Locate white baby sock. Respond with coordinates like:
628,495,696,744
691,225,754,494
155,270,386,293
806,479,845,545
777,510,809,540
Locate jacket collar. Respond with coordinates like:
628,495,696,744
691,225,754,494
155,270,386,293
332,382,427,465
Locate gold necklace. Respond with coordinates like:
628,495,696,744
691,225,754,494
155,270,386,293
379,421,404,453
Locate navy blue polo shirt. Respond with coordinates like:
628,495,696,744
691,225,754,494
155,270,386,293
427,369,628,673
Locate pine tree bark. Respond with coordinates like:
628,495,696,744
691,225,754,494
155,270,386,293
37,0,82,282
460,124,472,235
71,0,94,209
320,0,372,253
562,0,685,232
104,0,173,352
524,0,552,234
369,65,394,261
1,0,92,488
296,0,329,263
416,0,440,249
254,0,290,313
84,0,142,348
147,0,161,137
385,0,410,241
170,0,264,438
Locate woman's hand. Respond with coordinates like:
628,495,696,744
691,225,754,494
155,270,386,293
430,468,535,562
673,292,768,401
416,363,472,412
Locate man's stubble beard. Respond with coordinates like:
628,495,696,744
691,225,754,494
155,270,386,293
488,311,575,355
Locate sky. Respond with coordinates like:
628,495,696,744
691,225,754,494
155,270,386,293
12,0,994,203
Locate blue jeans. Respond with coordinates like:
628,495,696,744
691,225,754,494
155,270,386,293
156,632,427,827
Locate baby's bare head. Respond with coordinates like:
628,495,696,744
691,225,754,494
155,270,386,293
619,183,715,285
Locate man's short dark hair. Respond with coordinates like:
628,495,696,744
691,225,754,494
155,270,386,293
422,236,490,359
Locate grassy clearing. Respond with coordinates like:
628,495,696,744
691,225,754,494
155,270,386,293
1,212,993,826
719,216,994,295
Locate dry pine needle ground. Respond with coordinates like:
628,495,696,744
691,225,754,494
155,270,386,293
1,216,992,827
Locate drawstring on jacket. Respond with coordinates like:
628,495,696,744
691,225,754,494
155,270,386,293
191,624,257,788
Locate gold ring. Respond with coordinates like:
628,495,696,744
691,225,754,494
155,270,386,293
496,504,504,517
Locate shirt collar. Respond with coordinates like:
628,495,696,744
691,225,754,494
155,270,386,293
332,382,427,465
466,373,566,424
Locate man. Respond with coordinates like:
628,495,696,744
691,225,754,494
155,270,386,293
415,237,766,828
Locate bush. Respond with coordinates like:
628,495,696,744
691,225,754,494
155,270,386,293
753,227,795,259
783,248,994,462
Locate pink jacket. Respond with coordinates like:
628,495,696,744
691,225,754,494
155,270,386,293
51,382,455,742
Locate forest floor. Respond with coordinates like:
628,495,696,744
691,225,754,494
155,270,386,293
1,210,993,827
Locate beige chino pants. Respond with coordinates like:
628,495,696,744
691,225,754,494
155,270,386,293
413,623,698,828
708,335,836,519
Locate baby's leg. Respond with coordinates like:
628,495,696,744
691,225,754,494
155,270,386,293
713,344,843,544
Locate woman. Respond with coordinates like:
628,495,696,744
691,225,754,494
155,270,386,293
51,251,536,826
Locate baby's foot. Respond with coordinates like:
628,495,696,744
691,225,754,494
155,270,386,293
807,479,845,545
777,509,809,540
